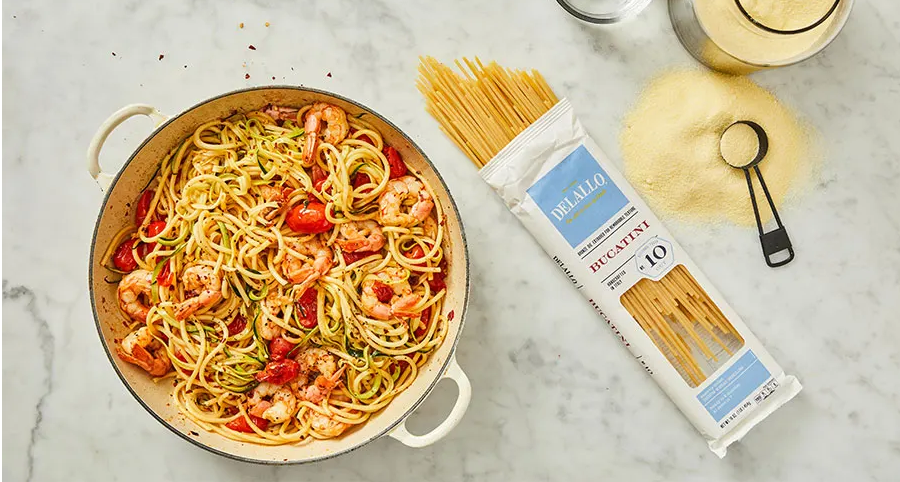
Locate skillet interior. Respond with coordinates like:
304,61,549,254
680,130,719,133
89,87,469,464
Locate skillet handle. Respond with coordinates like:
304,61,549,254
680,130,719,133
388,356,471,448
87,104,168,191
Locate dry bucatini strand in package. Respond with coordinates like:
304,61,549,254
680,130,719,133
480,99,802,457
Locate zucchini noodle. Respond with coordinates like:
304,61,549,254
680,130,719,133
105,103,450,445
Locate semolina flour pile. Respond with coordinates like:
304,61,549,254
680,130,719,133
620,69,816,226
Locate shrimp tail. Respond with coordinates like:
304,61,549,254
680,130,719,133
117,344,170,377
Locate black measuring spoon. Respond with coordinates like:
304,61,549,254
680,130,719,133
720,120,794,268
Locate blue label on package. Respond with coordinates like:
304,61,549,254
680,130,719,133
697,350,772,422
527,145,628,248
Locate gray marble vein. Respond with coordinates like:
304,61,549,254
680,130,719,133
3,0,900,481
3,284,55,482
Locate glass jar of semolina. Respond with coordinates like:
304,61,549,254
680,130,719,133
669,0,855,74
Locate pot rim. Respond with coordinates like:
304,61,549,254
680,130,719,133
88,85,470,465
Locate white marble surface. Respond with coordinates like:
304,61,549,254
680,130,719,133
3,0,899,480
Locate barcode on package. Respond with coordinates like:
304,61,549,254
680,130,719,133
754,379,779,404
717,378,780,429
719,400,752,429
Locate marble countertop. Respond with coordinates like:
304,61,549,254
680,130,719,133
3,0,899,480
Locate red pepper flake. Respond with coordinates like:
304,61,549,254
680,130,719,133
158,54,164,61
248,45,256,50
272,76,276,80
326,72,332,78
111,52,116,56
245,73,250,79
448,310,455,321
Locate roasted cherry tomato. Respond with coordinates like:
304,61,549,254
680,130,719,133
146,220,166,237
342,250,377,265
416,307,432,338
225,414,269,433
384,146,407,179
112,240,138,272
255,359,301,385
269,337,296,362
138,220,168,259
351,172,372,191
372,281,394,303
407,245,426,259
428,271,446,292
156,260,173,287
135,189,154,225
405,244,431,267
286,202,333,234
226,314,247,337
295,288,318,328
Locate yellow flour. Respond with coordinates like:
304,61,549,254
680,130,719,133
694,0,838,65
739,0,836,31
720,122,760,167
620,69,815,226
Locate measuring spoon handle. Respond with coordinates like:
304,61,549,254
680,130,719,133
745,167,795,267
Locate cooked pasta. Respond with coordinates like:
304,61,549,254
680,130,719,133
102,102,450,445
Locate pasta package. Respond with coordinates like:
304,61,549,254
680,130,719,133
480,98,802,457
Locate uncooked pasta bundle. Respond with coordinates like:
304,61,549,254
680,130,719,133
418,57,802,457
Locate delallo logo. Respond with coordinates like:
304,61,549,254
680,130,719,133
552,172,609,223
528,145,628,248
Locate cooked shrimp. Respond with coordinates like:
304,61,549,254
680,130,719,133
117,269,154,322
308,410,351,437
248,382,297,423
173,265,223,321
283,236,333,295
303,103,349,166
423,215,438,239
259,288,290,340
303,365,347,403
296,347,337,378
378,176,434,227
360,266,421,320
335,220,386,253
117,326,171,376
262,104,299,123
259,185,294,221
